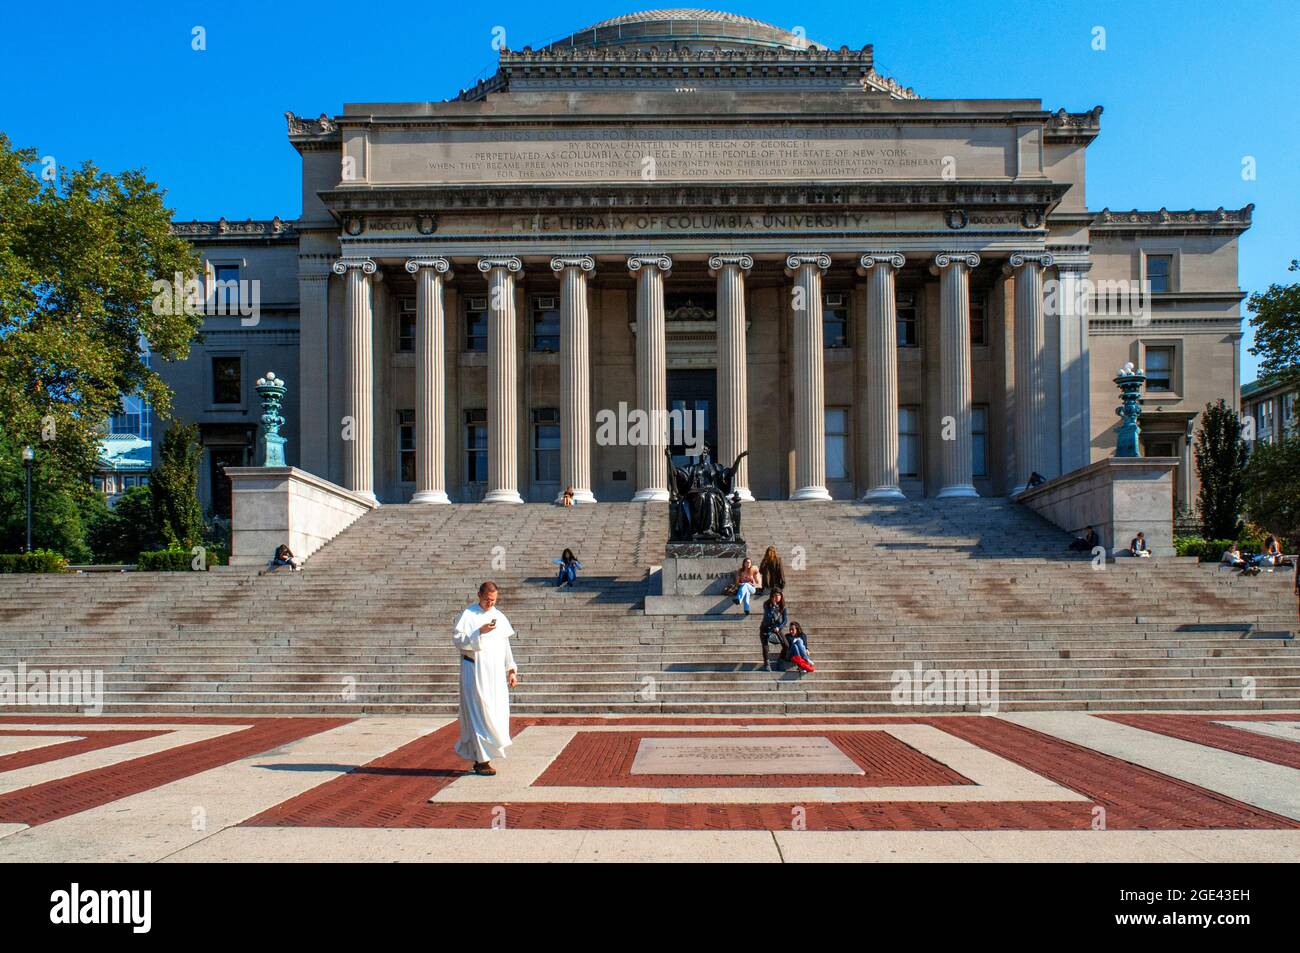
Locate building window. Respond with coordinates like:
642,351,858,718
1145,347,1174,392
1259,400,1275,444
465,409,487,483
969,293,987,346
1146,254,1173,293
465,297,488,352
531,296,560,352
897,292,918,347
110,410,140,435
212,356,241,405
398,297,416,353
532,408,560,483
398,409,416,483
1283,393,1297,437
899,407,921,478
825,407,849,479
823,293,849,349
971,405,989,478
211,264,241,313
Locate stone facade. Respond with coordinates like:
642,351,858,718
157,9,1252,514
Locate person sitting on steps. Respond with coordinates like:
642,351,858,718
271,544,300,572
784,620,814,673
560,486,575,507
1129,532,1151,558
1221,542,1249,570
553,548,581,588
1069,526,1100,552
733,557,761,615
759,590,787,671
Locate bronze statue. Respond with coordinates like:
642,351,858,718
665,446,747,543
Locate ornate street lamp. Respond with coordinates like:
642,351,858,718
1114,362,1147,458
21,445,34,552
255,371,287,467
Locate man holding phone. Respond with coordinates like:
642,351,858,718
451,580,520,775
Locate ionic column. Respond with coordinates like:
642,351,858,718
1056,260,1092,474
405,257,452,504
932,252,981,498
478,256,524,504
331,257,378,502
709,253,754,501
785,253,833,501
1006,251,1055,495
857,253,907,500
551,256,597,504
628,254,672,502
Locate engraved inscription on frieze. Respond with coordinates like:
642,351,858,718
371,123,1016,185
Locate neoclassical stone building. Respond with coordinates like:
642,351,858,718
162,9,1252,515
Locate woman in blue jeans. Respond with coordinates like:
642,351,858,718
554,548,582,588
784,621,814,673
733,557,761,615
759,591,787,671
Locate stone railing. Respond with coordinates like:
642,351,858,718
225,467,378,568
1014,458,1181,557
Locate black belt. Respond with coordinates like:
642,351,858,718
462,655,474,663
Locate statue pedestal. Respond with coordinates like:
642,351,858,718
665,541,747,560
645,554,754,616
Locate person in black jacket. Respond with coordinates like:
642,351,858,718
1069,526,1100,552
758,591,787,671
785,620,814,673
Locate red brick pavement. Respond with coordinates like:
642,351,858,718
0,729,168,773
533,730,974,788
1098,713,1300,771
242,716,1300,832
0,715,351,826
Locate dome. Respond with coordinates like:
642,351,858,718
545,8,827,52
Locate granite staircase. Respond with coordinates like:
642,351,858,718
0,499,1296,715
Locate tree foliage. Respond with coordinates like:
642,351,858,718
1194,399,1248,540
85,484,161,563
0,429,94,560
1246,258,1300,388
0,132,201,488
1242,437,1300,548
152,422,203,548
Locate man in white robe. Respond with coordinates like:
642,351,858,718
452,580,519,775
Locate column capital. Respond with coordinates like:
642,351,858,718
405,257,453,277
627,254,672,277
785,253,831,276
932,252,981,271
332,257,377,275
551,255,596,274
1006,250,1056,271
856,252,906,275
477,256,523,274
708,253,753,276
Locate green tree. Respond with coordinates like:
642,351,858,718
0,430,93,560
85,484,161,563
1246,258,1300,388
151,422,203,548
0,133,201,495
1242,436,1300,548
1194,399,1248,540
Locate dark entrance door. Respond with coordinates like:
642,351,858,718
667,369,716,468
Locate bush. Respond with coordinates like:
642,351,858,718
0,549,70,573
1173,534,1266,562
136,546,199,572
86,485,162,563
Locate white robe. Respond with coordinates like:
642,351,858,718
452,603,517,763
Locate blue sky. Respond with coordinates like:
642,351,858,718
2,0,1295,379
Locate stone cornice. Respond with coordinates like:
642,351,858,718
1043,106,1103,143
1091,204,1253,234
172,217,297,241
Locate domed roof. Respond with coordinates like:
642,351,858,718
546,8,826,52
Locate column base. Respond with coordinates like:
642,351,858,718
790,486,833,501
411,489,451,505
632,488,670,502
937,484,980,499
862,486,906,501
556,488,598,504
482,488,524,504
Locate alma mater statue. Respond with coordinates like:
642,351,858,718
665,447,747,543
